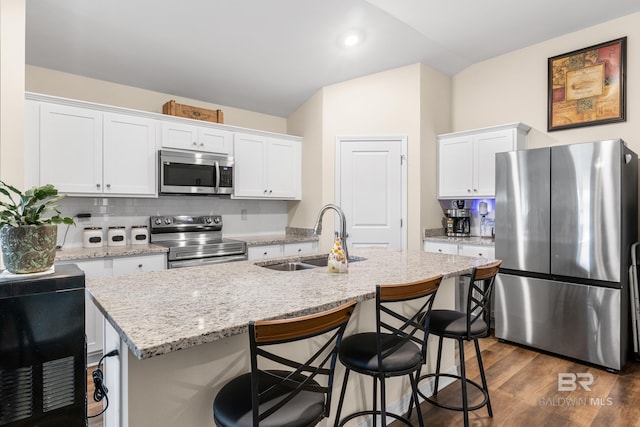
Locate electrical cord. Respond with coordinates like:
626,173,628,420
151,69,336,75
87,349,119,418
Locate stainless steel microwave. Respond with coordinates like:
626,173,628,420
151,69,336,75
159,149,234,195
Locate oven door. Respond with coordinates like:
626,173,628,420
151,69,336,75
159,150,218,195
168,254,248,269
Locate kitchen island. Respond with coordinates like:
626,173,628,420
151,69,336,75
86,248,494,427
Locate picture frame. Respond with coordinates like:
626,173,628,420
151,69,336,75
547,37,626,132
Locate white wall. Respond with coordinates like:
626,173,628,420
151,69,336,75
452,13,640,155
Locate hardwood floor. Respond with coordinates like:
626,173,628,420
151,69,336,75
85,336,640,427
87,365,103,427
394,335,640,427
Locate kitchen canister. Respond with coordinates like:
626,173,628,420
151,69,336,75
83,227,103,248
130,225,149,245
107,226,126,247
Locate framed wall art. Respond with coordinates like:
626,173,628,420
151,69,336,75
547,37,626,131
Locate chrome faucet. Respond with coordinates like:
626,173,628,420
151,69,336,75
313,203,349,261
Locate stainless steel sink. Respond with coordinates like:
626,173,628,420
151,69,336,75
261,262,316,271
301,255,367,267
260,255,367,271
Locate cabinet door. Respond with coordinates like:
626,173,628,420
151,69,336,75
438,135,474,198
248,245,284,260
458,245,495,259
198,127,234,154
473,129,514,197
112,254,166,276
423,241,458,255
234,133,268,197
161,121,199,151
267,138,301,199
39,103,102,193
103,113,158,196
283,241,317,256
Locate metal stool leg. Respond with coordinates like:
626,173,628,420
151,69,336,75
372,376,378,427
334,368,351,427
433,335,444,395
458,338,470,427
474,338,493,417
409,371,425,427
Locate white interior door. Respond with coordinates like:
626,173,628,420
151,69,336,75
337,137,406,250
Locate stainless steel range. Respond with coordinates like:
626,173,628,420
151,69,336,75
150,215,247,269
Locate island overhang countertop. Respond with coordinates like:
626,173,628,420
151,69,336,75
85,248,495,360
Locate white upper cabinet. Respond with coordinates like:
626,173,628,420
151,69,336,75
36,102,158,197
233,133,301,199
103,112,158,195
39,103,103,194
437,123,530,199
161,121,234,155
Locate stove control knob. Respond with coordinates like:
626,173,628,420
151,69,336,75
154,218,163,225
164,218,172,225
204,217,213,224
213,217,221,224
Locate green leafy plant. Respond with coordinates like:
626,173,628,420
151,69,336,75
0,181,74,228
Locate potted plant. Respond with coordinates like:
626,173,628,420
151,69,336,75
0,181,74,274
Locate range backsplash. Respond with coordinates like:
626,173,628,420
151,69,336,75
55,196,290,248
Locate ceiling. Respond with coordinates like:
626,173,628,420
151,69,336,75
25,0,640,117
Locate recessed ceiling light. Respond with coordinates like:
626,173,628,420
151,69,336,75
342,31,361,47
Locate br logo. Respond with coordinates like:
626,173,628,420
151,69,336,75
558,373,594,391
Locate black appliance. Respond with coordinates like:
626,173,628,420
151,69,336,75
150,215,247,268
0,264,86,426
159,149,234,195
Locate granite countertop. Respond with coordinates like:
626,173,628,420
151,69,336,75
54,244,169,261
86,248,494,360
423,235,495,247
232,233,319,246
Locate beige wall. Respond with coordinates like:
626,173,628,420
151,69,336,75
420,64,452,232
287,89,324,229
0,0,25,187
288,63,452,251
26,65,288,134
452,12,640,155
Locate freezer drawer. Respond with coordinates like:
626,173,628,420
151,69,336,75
495,273,625,371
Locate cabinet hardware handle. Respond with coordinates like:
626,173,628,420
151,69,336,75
106,184,111,188
193,141,197,146
263,251,267,255
467,189,471,192
96,184,101,188
138,264,143,268
473,188,477,192
264,189,268,193
269,190,272,194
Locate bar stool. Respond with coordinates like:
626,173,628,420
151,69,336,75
415,260,502,427
213,300,357,427
334,275,442,427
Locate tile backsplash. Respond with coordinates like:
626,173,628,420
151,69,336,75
56,196,289,248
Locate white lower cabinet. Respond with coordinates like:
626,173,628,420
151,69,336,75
424,241,495,259
248,244,284,260
458,244,495,259
248,241,318,260
58,253,166,361
283,241,318,257
423,241,458,255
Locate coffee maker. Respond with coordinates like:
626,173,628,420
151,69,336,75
445,200,470,237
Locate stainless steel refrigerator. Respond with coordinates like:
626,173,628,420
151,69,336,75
495,139,638,372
